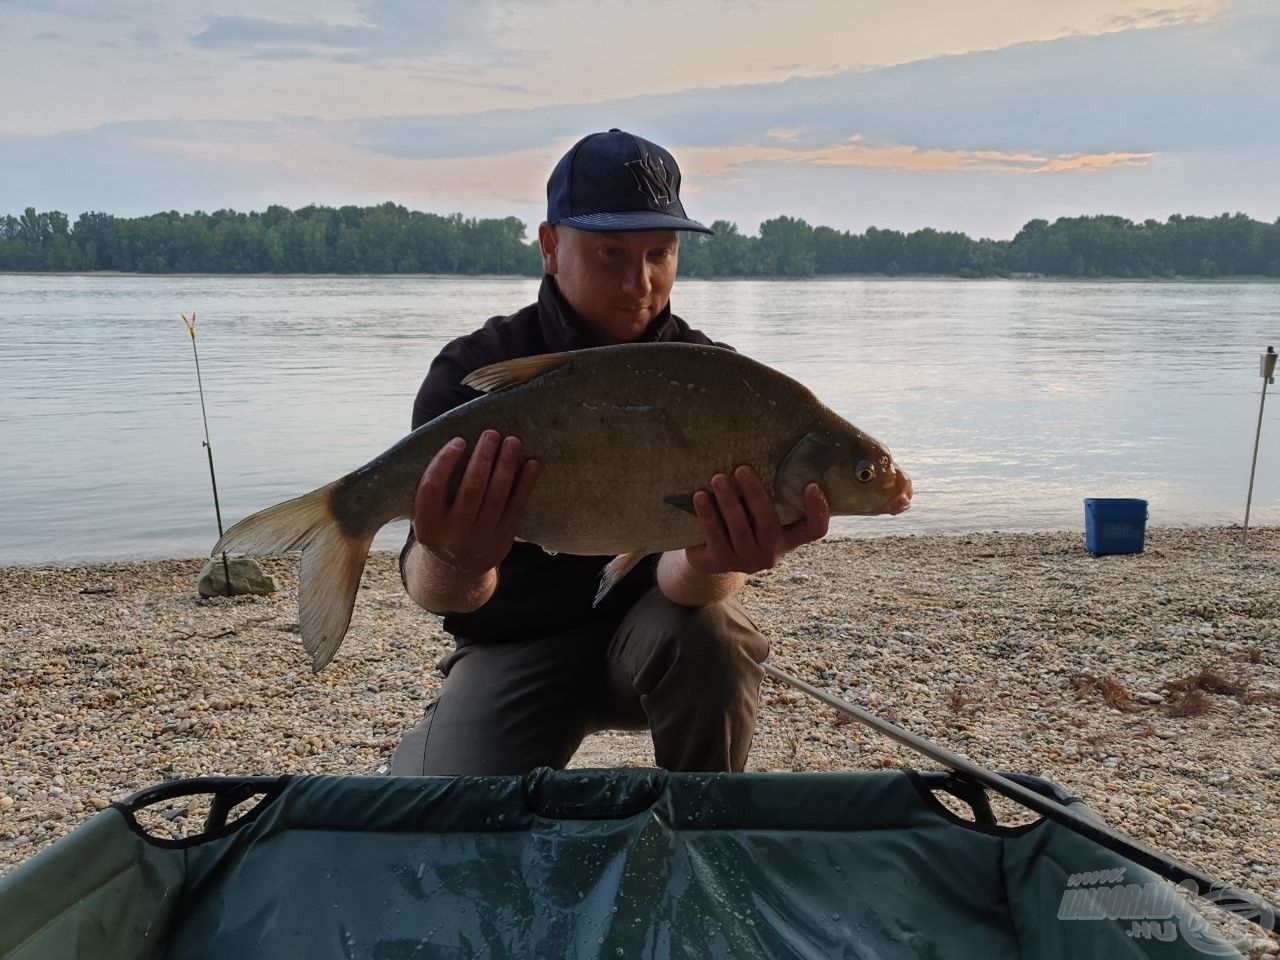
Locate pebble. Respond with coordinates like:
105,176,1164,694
1,528,1278,953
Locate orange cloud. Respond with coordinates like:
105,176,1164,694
1099,1,1227,33
677,141,1154,177
132,133,570,211
129,128,1154,224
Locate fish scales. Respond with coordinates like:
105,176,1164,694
335,344,818,556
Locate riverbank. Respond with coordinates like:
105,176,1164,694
2,527,1278,947
5,270,1280,282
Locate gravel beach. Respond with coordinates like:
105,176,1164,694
2,526,1278,951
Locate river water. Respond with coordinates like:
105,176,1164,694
1,274,1276,565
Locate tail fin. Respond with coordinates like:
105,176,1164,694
214,483,373,672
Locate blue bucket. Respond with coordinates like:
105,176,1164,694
1084,498,1148,556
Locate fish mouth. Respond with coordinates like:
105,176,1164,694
839,471,913,517
884,472,913,515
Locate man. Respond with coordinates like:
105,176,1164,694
390,129,830,776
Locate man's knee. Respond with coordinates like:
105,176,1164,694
661,600,770,674
635,600,769,773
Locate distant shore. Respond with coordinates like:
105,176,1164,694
4,270,1280,283
3,524,1279,945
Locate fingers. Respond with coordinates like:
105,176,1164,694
414,437,468,533
690,489,732,570
495,458,541,542
473,435,524,533
734,466,784,545
410,430,535,576
710,472,757,559
415,430,534,533
691,470,828,575
711,467,784,565
782,483,831,549
804,482,831,536
449,429,502,529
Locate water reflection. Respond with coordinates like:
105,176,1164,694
1,275,1277,564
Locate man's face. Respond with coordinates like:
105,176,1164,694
538,224,679,345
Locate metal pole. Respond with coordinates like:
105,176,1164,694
184,313,233,595
1244,346,1277,547
763,660,1277,928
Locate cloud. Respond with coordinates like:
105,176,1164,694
2,6,1277,239
0,117,557,223
678,142,1154,177
0,122,1270,243
191,16,380,54
406,72,532,95
4,0,133,23
190,0,506,63
765,126,804,142
126,123,562,212
344,10,1279,164
1100,2,1226,31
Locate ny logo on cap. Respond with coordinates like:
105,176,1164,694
626,154,674,206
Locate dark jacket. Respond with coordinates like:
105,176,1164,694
401,275,728,645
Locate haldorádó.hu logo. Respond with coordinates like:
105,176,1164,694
1057,867,1275,956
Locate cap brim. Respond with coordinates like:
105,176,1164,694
556,211,714,236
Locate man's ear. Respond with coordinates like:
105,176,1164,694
537,222,558,275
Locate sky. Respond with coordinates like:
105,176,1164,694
1,0,1277,240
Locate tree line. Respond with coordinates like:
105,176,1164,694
3,203,1278,279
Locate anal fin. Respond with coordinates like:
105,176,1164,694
594,550,647,607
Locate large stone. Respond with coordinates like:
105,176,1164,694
198,556,277,597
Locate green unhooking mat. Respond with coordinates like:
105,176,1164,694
0,768,1242,958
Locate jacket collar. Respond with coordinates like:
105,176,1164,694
537,275,678,352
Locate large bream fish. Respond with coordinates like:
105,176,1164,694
215,343,913,670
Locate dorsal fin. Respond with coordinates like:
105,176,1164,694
462,352,574,393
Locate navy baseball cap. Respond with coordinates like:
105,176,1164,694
546,129,713,235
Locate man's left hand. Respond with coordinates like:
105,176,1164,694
684,465,830,575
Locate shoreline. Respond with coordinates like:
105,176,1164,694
0,522,1263,572
2,526,1278,948
3,270,1279,284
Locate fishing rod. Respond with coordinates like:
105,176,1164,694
764,660,1278,930
183,312,232,595
1244,345,1276,547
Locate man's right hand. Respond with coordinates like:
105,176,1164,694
411,429,541,581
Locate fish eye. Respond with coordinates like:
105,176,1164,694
855,460,876,483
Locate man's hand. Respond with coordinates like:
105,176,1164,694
405,429,540,613
684,465,830,575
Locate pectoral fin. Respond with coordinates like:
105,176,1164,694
594,550,647,607
776,430,839,513
662,493,697,515
462,352,574,393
